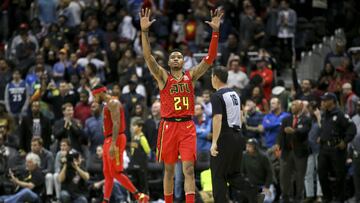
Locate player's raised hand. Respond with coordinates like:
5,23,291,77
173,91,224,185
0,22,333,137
139,8,156,32
205,9,224,32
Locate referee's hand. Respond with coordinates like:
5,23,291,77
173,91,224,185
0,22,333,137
210,143,218,157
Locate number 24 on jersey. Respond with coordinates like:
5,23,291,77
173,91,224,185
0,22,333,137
174,96,189,110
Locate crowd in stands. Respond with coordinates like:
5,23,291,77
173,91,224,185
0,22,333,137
0,0,360,202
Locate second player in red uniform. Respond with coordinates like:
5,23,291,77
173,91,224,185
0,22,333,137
140,8,223,203
91,85,149,203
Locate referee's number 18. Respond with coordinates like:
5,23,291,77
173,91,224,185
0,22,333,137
174,96,189,110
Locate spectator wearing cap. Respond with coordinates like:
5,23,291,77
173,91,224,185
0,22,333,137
74,90,91,126
9,23,39,64
241,138,275,203
351,101,360,202
19,100,52,152
342,83,359,117
52,48,71,84
276,100,311,203
318,92,356,202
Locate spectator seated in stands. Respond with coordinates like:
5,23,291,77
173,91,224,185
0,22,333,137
54,138,71,201
0,132,22,195
30,137,55,201
0,152,45,203
58,149,89,203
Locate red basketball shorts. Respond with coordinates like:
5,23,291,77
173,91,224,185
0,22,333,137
103,133,126,175
156,120,196,164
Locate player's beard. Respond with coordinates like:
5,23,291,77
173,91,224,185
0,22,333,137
170,64,182,71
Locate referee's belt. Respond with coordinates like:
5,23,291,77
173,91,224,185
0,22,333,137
162,116,192,122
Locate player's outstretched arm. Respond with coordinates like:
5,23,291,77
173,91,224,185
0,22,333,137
191,9,223,81
139,8,167,89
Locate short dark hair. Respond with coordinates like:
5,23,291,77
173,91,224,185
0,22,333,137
87,63,97,74
60,138,71,146
170,49,183,55
31,137,43,146
212,66,228,83
133,119,144,128
62,102,73,112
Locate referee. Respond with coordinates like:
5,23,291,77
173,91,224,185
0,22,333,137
210,66,257,203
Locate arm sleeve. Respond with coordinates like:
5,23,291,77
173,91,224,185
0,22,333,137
341,114,357,143
263,155,274,188
262,115,281,130
294,117,312,142
4,83,11,113
210,94,223,115
140,136,151,156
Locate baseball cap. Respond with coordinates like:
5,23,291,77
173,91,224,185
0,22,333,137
320,92,337,101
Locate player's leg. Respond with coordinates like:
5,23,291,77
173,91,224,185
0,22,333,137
102,142,114,203
179,121,196,203
164,163,176,203
112,134,149,202
182,161,196,202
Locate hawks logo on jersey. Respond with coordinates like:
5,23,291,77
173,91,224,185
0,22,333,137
160,71,195,118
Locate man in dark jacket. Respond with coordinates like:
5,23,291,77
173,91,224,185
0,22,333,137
318,92,356,202
276,100,311,203
53,103,85,153
241,138,275,203
19,100,52,152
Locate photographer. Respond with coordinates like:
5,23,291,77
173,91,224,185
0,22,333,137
58,149,89,203
0,152,45,203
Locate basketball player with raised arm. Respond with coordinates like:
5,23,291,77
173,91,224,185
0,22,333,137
139,8,223,203
91,85,149,203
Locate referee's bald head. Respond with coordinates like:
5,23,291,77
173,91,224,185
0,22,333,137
212,66,228,84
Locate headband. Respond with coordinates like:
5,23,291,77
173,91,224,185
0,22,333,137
91,86,107,95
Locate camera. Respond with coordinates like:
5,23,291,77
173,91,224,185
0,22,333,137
61,149,80,166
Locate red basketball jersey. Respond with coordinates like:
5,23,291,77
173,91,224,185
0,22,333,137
103,99,126,136
160,71,195,118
